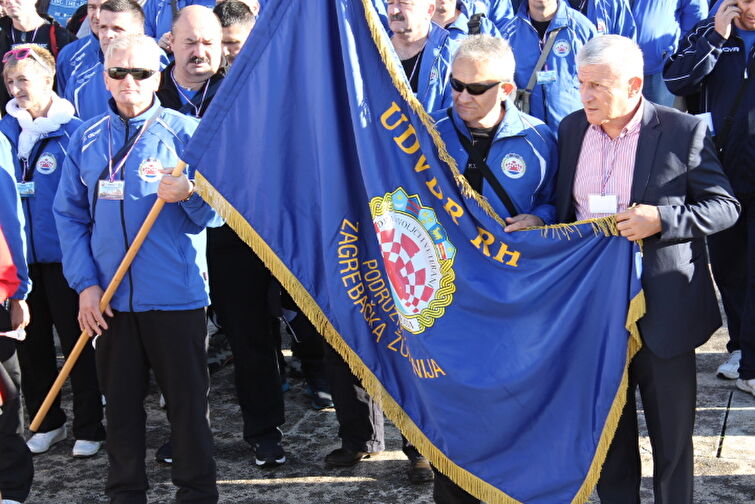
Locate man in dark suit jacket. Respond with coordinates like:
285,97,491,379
556,35,740,503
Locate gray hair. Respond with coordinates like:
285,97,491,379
104,34,162,70
451,34,515,82
576,35,644,79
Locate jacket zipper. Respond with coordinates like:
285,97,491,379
118,117,135,312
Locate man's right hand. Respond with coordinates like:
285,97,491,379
78,285,113,337
715,0,742,39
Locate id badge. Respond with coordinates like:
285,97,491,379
588,194,618,214
536,70,557,84
16,181,35,198
98,180,125,200
695,112,716,136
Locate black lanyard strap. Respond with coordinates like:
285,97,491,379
446,109,519,218
21,137,53,182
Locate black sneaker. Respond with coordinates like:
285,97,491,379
305,380,334,410
155,441,172,465
253,438,287,468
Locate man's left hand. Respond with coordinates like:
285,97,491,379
9,299,30,330
616,204,661,241
504,214,544,232
158,174,193,203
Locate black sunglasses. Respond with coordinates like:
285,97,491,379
450,77,502,95
107,67,157,80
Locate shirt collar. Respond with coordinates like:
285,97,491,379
590,97,644,139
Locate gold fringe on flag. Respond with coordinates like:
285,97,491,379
193,1,646,501
196,172,645,504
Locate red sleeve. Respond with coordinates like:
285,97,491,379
0,225,20,302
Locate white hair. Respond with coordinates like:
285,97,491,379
104,34,162,70
452,34,515,82
576,35,644,79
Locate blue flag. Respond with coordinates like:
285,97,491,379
183,1,645,502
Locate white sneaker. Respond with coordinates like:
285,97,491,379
72,439,102,458
3,499,23,503
717,350,741,380
736,378,755,396
26,425,67,454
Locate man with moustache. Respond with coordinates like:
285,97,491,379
387,0,454,112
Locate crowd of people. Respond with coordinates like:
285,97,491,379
0,0,752,503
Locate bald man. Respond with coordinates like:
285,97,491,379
157,5,226,118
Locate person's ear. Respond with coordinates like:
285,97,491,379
628,76,643,98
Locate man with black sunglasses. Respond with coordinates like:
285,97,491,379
63,0,148,120
54,33,221,503
429,34,558,503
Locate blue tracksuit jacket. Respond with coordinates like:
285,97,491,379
53,97,221,311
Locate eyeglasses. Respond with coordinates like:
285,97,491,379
449,77,502,95
107,67,157,80
2,47,53,75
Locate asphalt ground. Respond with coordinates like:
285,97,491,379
20,324,755,504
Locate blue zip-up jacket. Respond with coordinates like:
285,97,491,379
53,98,222,312
463,0,514,32
143,0,216,38
573,0,636,38
431,100,558,223
56,34,99,97
663,18,755,193
65,51,170,121
444,9,502,43
630,0,708,75
0,135,29,300
0,112,82,265
500,1,595,130
390,22,454,113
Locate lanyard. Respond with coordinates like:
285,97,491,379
106,115,153,182
11,26,40,45
170,69,210,118
19,138,52,182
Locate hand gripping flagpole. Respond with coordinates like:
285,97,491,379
30,160,189,432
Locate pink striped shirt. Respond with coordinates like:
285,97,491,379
573,100,644,221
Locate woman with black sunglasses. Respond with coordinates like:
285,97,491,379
0,43,106,461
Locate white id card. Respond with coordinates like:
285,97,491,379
695,112,716,136
588,194,618,214
98,180,125,200
16,181,35,197
536,70,557,84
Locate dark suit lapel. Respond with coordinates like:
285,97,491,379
630,101,661,203
558,113,589,222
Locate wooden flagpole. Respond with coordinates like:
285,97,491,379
30,160,189,432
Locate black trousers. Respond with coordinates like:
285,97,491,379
324,344,421,458
16,262,104,439
0,306,33,502
432,469,479,504
207,225,284,444
96,309,217,504
325,343,385,453
597,346,696,504
708,197,755,379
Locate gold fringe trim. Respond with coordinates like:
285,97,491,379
358,0,507,229
570,289,644,503
196,173,646,504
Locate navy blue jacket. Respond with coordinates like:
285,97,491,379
664,18,755,193
53,98,222,311
0,113,82,265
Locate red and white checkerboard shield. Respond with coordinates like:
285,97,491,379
376,226,435,314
